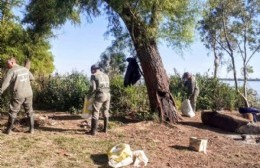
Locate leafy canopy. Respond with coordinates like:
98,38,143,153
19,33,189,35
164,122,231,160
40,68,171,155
24,0,200,49
0,0,54,75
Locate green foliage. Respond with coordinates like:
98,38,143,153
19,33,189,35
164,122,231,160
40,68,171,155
110,75,150,120
24,0,82,36
33,71,89,112
169,73,259,111
198,0,260,102
169,75,186,110
0,21,55,76
0,0,55,76
196,74,238,110
97,50,126,77
0,89,11,112
24,0,200,51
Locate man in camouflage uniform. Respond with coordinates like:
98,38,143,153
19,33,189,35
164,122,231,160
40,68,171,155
0,57,35,134
182,72,199,112
87,64,110,135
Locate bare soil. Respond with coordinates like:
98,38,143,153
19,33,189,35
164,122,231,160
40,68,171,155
0,110,260,168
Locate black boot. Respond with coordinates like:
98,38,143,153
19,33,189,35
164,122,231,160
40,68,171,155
28,115,34,134
87,119,98,135
103,117,108,133
4,116,15,134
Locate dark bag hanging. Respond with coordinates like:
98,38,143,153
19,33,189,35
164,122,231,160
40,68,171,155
124,57,141,87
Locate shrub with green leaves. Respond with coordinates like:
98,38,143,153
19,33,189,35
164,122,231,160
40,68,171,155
33,71,89,112
110,75,150,119
196,74,238,110
169,75,187,110
168,73,257,111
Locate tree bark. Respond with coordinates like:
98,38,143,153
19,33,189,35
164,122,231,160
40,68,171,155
212,40,219,79
201,111,260,134
201,111,248,133
136,41,179,123
118,6,180,123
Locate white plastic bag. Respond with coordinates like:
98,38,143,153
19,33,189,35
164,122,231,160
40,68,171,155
133,150,148,167
107,143,133,168
181,99,195,117
81,97,93,119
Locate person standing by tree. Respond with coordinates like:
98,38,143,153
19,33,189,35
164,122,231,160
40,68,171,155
87,64,110,136
0,57,35,134
182,72,199,112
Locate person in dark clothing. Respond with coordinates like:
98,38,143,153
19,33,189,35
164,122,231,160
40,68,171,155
182,72,199,112
0,57,35,134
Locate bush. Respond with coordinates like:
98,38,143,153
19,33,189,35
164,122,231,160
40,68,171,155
196,74,238,110
110,75,150,119
169,75,187,110
33,71,89,112
169,73,254,111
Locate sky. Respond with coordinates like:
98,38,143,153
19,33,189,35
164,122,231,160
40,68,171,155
50,15,260,79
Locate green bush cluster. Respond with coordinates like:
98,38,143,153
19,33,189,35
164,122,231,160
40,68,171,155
0,70,11,112
195,74,238,110
33,71,89,113
1,70,258,119
169,73,258,111
169,75,187,110
109,75,150,119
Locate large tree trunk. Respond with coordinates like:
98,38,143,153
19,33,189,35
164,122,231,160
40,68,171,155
137,41,179,123
118,6,180,123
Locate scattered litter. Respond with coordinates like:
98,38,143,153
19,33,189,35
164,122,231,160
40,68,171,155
107,143,133,168
107,143,148,168
79,120,90,128
189,137,208,154
133,150,148,167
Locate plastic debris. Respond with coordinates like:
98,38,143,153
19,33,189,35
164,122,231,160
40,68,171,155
181,99,195,117
107,143,133,168
133,150,148,167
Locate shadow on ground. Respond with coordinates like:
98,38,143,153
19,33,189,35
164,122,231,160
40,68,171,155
90,153,110,168
110,116,145,124
179,121,236,135
48,115,83,120
170,145,191,151
36,126,85,133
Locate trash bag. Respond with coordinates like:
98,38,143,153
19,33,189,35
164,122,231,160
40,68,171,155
81,97,93,119
181,99,195,117
107,143,133,168
133,150,149,167
124,57,141,87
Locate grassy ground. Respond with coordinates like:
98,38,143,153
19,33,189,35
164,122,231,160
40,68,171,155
0,111,260,168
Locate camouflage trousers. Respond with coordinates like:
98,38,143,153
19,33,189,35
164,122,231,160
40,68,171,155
9,96,34,119
92,92,111,120
190,90,199,112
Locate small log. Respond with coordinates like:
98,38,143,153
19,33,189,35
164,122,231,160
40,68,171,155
201,111,248,133
189,137,208,153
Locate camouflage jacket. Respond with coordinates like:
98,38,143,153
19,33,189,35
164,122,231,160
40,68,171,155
1,64,34,98
184,76,199,97
90,71,110,95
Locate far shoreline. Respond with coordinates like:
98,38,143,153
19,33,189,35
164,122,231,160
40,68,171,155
219,78,260,81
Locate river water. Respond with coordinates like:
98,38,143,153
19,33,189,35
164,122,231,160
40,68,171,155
222,80,259,97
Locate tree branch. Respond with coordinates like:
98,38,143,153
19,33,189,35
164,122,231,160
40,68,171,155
246,44,260,65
